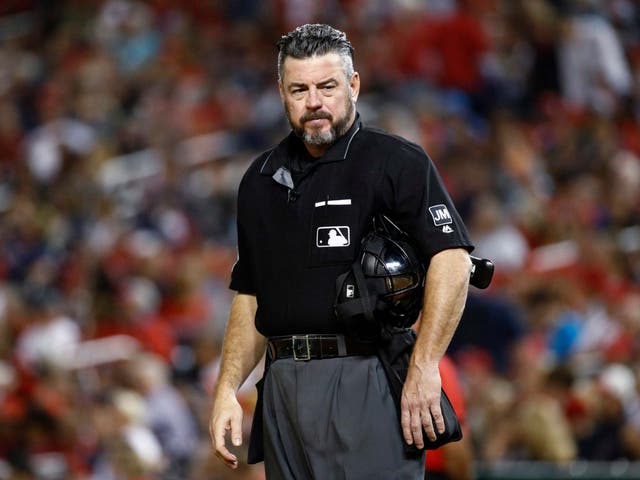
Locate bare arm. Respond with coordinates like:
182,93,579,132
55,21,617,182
400,248,471,448
209,293,266,468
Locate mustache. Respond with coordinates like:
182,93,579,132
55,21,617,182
300,112,333,122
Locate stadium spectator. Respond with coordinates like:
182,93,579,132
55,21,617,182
0,0,639,476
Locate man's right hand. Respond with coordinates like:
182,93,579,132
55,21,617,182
209,390,244,469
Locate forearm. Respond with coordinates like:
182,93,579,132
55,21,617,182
412,248,471,367
215,293,266,396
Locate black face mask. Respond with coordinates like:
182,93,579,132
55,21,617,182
335,215,494,342
334,214,426,342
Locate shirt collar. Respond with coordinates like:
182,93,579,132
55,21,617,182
259,114,362,177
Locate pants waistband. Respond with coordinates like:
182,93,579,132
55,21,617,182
267,334,377,361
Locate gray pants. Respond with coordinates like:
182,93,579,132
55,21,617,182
262,355,425,479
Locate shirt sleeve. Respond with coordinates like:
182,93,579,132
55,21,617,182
383,143,474,260
229,178,256,294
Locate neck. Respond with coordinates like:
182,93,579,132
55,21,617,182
305,144,329,158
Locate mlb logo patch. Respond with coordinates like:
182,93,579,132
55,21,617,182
316,226,350,247
429,204,453,226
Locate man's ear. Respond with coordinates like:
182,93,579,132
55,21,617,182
350,72,360,102
278,81,285,101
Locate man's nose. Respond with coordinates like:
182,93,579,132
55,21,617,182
306,87,322,109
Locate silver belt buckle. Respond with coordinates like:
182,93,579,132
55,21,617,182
292,335,311,361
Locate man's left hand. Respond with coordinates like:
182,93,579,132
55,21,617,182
400,362,443,449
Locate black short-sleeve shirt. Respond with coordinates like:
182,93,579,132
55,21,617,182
230,116,473,336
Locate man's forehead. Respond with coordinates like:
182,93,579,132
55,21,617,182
281,53,345,83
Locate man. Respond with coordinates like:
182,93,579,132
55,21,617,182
209,24,473,479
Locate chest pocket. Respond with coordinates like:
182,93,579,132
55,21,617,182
308,199,358,267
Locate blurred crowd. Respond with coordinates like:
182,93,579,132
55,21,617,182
0,0,640,478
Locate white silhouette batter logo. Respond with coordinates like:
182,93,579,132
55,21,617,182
317,226,350,247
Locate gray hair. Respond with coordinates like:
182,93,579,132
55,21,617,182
276,24,355,83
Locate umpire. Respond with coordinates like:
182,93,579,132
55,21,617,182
209,24,474,479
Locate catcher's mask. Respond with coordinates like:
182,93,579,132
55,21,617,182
334,214,494,341
334,215,426,340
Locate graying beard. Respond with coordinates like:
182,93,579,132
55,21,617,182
302,129,336,146
290,97,355,147
303,99,353,146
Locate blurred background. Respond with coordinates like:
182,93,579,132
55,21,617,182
0,0,639,479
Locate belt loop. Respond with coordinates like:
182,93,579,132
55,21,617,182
336,334,347,356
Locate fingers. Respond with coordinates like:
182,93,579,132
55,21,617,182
215,434,239,468
430,402,445,436
209,401,244,469
401,403,413,445
412,405,426,449
401,391,444,449
210,417,238,468
401,397,427,449
229,411,243,448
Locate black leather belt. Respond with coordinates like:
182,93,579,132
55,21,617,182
267,334,377,361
